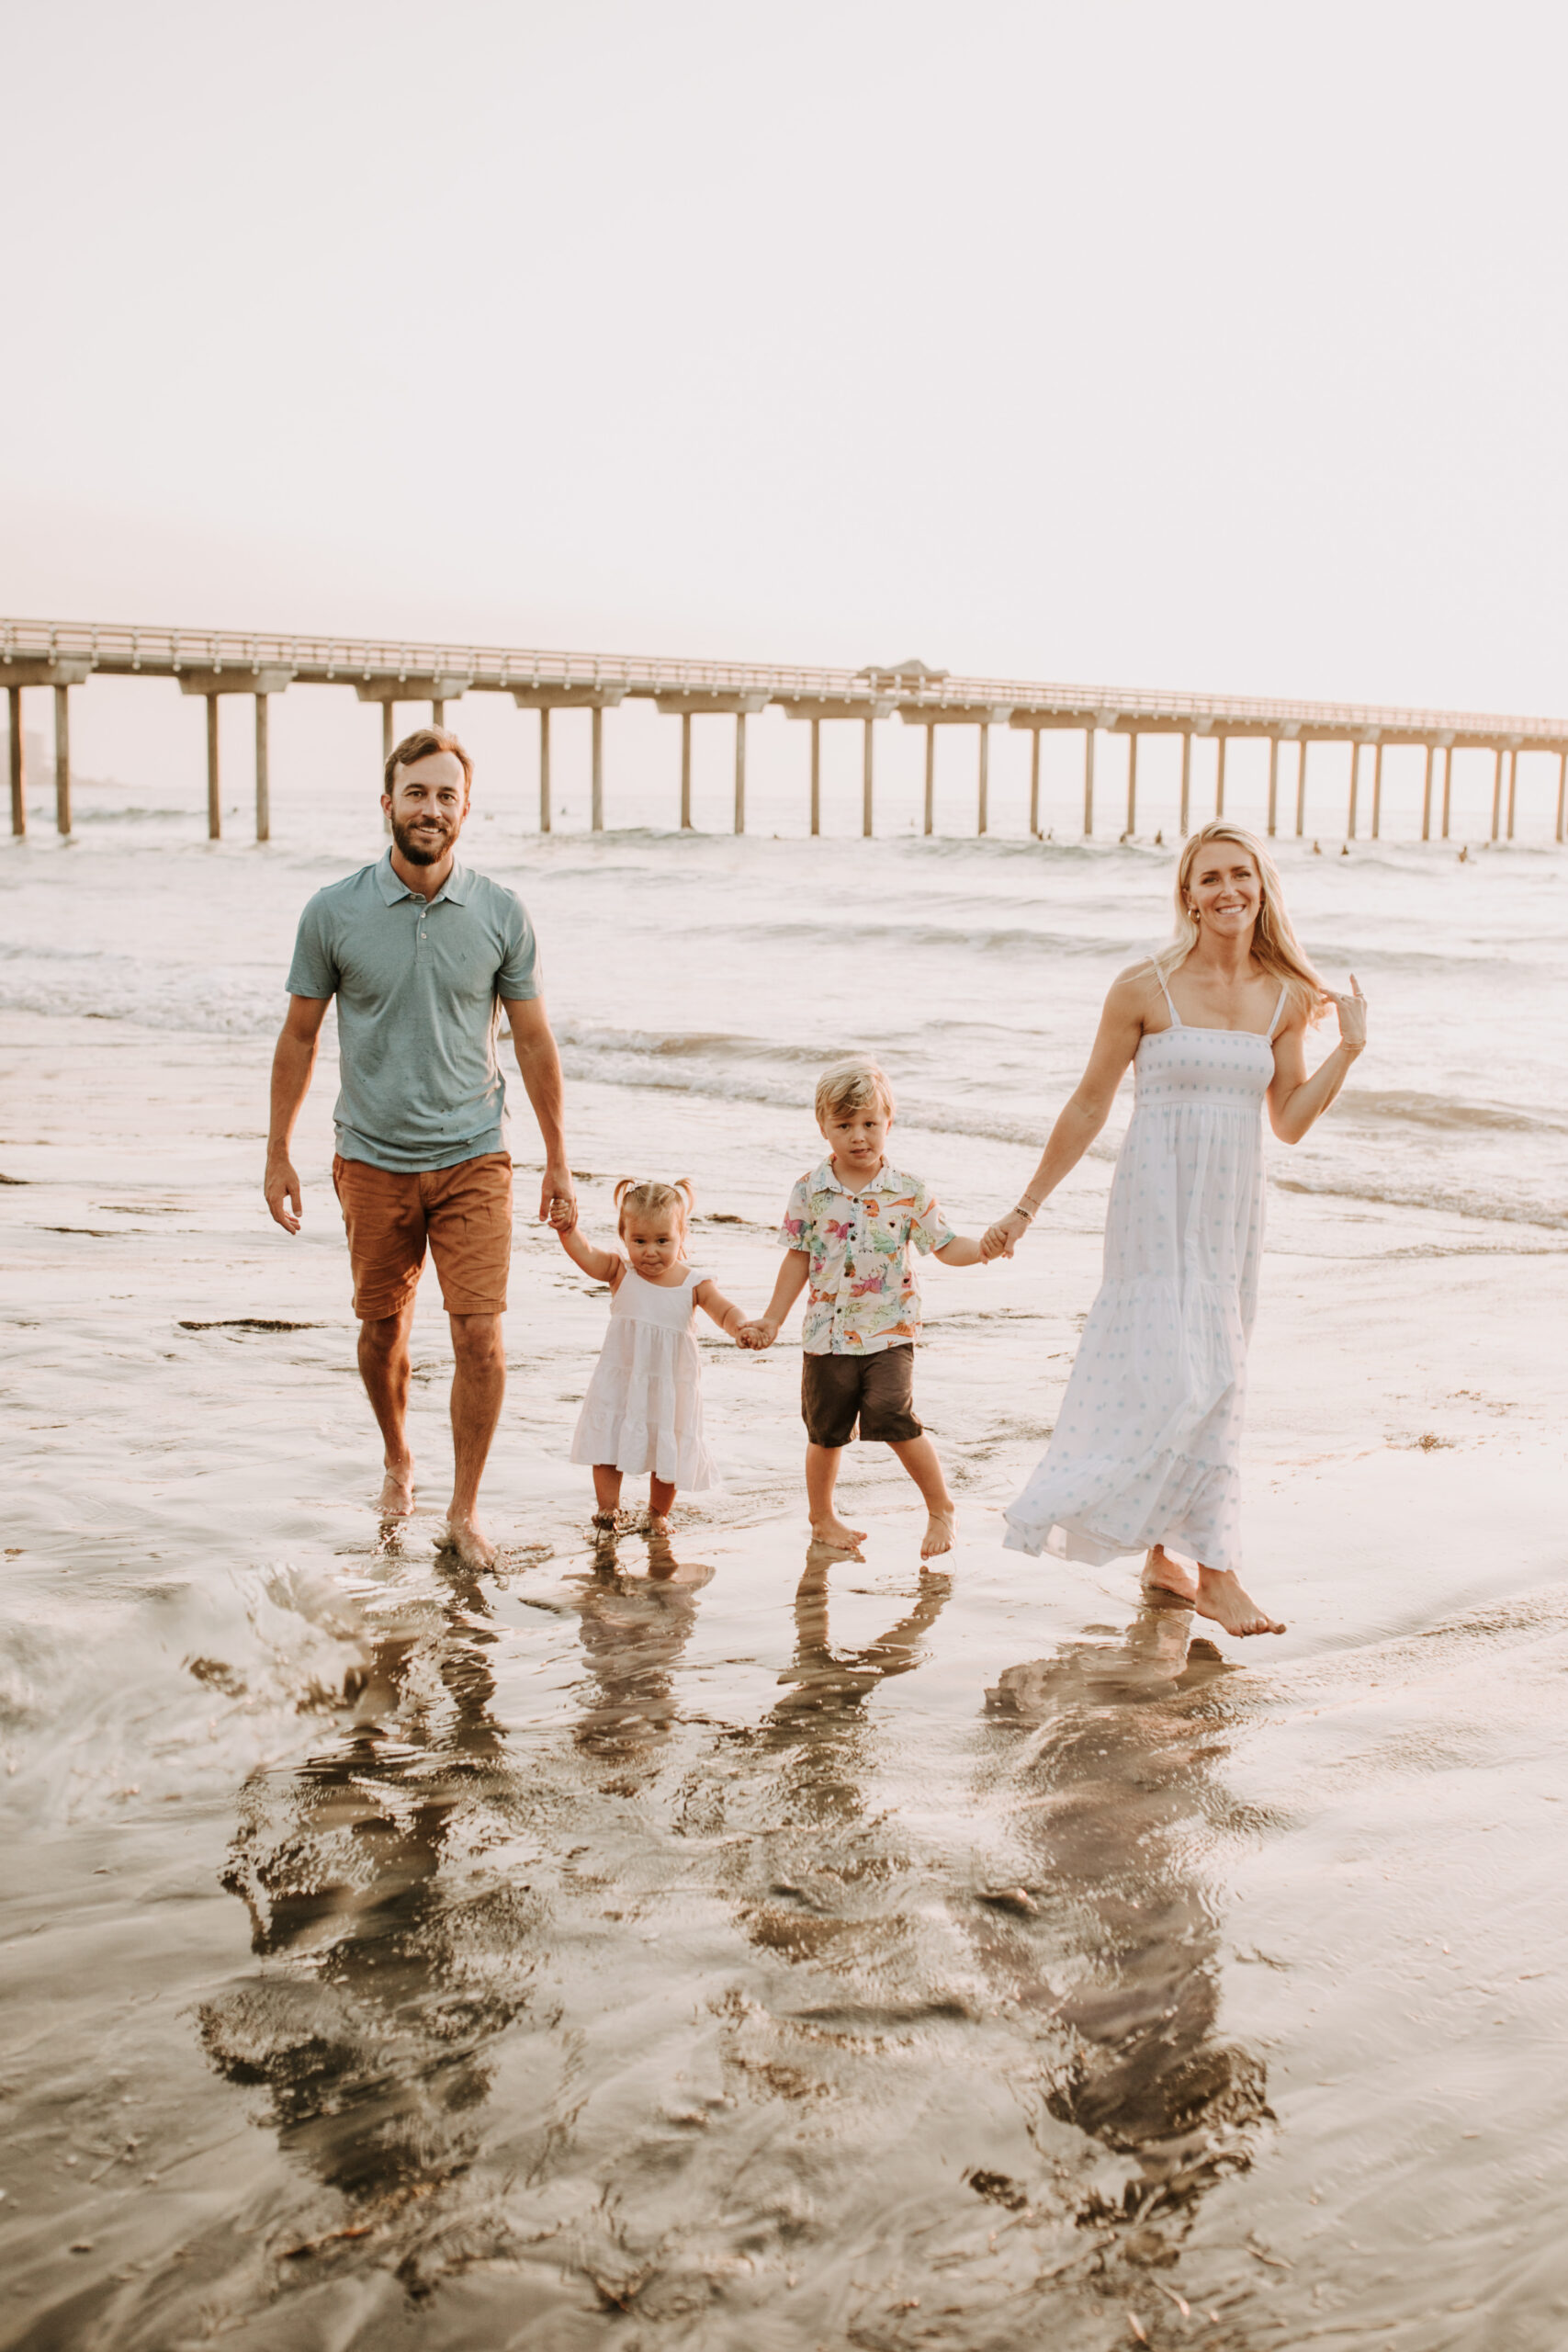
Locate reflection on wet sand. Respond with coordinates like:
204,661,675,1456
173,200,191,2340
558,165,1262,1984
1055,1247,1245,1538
571,1529,713,1783
197,1551,535,2269
977,1604,1270,2233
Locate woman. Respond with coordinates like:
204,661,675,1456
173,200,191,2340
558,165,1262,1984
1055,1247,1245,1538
984,821,1367,1636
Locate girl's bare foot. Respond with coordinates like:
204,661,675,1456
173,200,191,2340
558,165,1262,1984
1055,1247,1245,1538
1142,1544,1199,1604
592,1510,619,1532
378,1459,415,1515
646,1512,671,1537
921,1509,957,1559
1194,1567,1285,1636
809,1515,865,1554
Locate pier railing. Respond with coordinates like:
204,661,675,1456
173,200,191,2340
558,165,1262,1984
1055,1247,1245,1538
5,615,1565,846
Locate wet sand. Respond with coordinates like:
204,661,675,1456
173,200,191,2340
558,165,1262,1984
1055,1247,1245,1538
3,994,1566,2351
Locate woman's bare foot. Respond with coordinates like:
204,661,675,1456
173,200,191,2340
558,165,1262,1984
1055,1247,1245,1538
378,1458,415,1515
441,1514,497,1572
1142,1544,1199,1604
809,1515,866,1554
921,1509,957,1560
1194,1567,1285,1636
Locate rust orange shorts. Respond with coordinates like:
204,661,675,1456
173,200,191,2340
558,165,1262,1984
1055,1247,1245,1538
333,1152,513,1320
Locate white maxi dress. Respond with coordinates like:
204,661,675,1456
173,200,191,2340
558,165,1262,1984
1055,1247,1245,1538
570,1263,718,1491
1003,979,1287,1577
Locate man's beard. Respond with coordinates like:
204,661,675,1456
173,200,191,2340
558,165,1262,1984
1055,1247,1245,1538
391,815,456,866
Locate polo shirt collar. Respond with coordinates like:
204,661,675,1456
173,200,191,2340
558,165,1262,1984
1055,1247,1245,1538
375,849,471,907
811,1156,897,1200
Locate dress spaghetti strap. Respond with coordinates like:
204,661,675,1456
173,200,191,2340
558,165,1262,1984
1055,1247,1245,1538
1266,985,1288,1040
1153,963,1181,1028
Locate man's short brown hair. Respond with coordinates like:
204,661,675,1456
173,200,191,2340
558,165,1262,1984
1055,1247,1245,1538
384,727,473,797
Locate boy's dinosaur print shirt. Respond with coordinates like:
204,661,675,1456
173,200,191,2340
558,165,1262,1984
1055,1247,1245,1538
776,1159,955,1355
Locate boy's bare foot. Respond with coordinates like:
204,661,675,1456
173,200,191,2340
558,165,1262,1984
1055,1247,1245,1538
809,1515,866,1554
1142,1544,1199,1605
378,1459,415,1515
921,1509,957,1559
440,1515,496,1572
1194,1568,1285,1636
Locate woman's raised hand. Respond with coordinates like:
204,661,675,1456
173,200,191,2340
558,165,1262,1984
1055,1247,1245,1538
981,1209,1031,1261
1327,974,1368,1055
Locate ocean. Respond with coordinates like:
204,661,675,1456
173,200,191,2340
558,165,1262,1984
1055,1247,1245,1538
2,775,1565,2349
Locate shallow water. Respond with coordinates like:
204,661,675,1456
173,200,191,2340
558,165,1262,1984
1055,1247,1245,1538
2,814,1566,2349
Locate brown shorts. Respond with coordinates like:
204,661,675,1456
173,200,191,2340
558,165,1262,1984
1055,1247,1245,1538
801,1343,922,1448
333,1152,512,1320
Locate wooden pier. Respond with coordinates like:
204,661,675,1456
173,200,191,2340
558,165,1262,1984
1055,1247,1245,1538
4,617,1565,846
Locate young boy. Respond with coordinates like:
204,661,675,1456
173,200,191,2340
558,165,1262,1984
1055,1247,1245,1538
739,1057,985,1558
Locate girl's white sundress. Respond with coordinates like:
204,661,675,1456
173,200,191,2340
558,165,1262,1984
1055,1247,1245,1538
1003,976,1287,1577
570,1263,718,1490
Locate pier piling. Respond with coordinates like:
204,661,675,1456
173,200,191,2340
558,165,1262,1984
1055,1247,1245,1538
539,707,551,833
1028,729,1041,837
1125,732,1139,837
976,720,989,836
682,712,694,831
809,718,820,837
1421,744,1435,841
1506,747,1518,840
922,722,934,837
1267,737,1279,836
1441,744,1453,838
254,695,270,842
1179,730,1192,835
592,707,604,831
8,686,23,836
53,686,71,835
1083,727,1095,837
1214,734,1227,819
734,712,746,835
1371,740,1384,839
1491,749,1505,842
863,717,875,838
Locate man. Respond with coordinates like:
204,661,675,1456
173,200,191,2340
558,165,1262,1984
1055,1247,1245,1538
264,728,575,1567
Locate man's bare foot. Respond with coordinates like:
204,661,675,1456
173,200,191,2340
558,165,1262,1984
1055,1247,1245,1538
921,1509,957,1560
440,1515,497,1573
1194,1567,1285,1636
378,1460,415,1515
809,1515,865,1554
1142,1544,1199,1605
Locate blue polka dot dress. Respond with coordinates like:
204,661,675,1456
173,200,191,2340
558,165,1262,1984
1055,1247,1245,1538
1003,977,1287,1577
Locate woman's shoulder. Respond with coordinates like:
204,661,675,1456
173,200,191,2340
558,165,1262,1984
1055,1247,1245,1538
1108,957,1167,1009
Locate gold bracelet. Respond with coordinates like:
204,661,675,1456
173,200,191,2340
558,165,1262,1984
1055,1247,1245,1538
1014,1200,1042,1220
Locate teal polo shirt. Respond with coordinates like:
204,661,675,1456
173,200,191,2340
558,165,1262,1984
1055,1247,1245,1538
286,852,542,1172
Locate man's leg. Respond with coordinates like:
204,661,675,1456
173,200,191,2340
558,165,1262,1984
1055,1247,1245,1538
357,1301,419,1513
446,1310,506,1567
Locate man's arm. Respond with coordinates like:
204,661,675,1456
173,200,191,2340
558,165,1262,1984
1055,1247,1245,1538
502,996,576,1229
265,995,332,1233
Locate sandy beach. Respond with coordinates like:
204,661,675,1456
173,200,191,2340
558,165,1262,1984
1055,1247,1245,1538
3,820,1566,2350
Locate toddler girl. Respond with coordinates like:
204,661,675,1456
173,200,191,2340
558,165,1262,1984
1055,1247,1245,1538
555,1178,747,1530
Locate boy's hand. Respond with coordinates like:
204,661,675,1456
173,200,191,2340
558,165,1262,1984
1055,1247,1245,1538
737,1318,778,1351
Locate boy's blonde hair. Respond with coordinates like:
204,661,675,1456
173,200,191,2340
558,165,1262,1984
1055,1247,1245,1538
615,1177,694,1236
814,1057,896,1129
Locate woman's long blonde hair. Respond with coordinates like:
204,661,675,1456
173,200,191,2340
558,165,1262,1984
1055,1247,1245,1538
615,1177,694,1237
1152,820,1326,1025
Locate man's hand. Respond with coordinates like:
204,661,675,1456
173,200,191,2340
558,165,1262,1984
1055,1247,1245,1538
265,1153,303,1234
541,1163,578,1232
737,1318,778,1351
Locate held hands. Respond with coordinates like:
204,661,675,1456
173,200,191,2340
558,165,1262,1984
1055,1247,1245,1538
543,1166,579,1233
980,1208,1032,1262
736,1318,778,1351
1327,975,1368,1055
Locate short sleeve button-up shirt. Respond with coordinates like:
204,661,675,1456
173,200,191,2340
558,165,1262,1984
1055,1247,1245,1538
776,1159,955,1356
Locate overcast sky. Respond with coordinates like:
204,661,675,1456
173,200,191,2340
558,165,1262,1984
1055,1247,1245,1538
6,0,1568,717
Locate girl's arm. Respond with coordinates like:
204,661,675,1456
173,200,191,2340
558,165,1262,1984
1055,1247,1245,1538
555,1220,624,1284
739,1250,810,1348
1268,978,1367,1143
693,1279,748,1339
981,967,1149,1259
